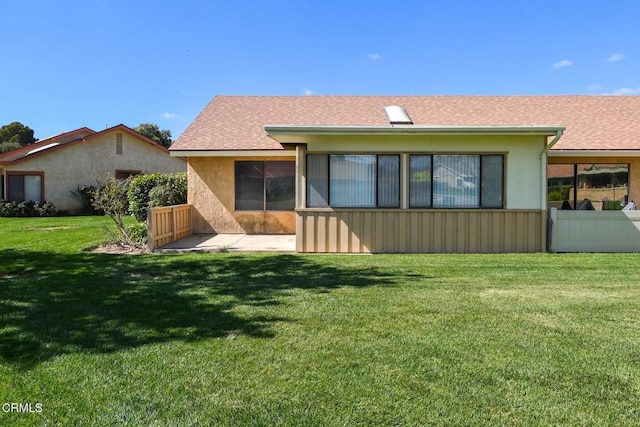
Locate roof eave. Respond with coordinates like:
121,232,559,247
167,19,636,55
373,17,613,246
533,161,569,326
264,125,566,143
170,149,295,157
550,150,640,157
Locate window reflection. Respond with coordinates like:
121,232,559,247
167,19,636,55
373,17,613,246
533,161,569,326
547,164,629,210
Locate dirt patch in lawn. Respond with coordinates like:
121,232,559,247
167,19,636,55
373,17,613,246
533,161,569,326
87,243,149,255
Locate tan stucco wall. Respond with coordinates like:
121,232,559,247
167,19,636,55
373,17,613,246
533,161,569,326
5,131,186,212
188,156,296,234
548,156,640,206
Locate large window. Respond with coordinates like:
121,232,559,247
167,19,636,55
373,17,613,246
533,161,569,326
409,155,503,208
308,153,502,209
7,173,43,203
547,163,629,210
307,154,400,208
235,161,295,211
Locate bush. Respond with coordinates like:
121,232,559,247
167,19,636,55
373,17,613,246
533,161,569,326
148,185,173,208
126,221,148,245
70,184,101,214
127,173,187,221
92,176,137,247
0,200,57,217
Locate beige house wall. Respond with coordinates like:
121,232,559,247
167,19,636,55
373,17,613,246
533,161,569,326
188,156,296,234
5,131,186,212
548,156,640,206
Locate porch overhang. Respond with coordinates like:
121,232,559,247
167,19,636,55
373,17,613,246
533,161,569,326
265,125,566,143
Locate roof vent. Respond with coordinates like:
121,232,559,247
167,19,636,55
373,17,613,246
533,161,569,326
383,106,413,125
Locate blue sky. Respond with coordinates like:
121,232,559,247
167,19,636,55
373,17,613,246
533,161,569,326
1,0,639,141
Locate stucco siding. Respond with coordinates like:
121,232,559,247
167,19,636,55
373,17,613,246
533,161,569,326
5,132,186,212
188,156,296,234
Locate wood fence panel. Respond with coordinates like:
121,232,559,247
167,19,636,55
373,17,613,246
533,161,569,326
147,204,193,251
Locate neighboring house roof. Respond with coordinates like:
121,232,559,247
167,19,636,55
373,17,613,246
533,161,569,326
171,95,640,152
0,124,170,165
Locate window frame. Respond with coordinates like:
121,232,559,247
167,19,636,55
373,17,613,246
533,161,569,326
234,160,295,211
409,154,504,209
306,153,505,210
547,163,629,210
6,171,45,203
115,170,142,181
306,154,401,209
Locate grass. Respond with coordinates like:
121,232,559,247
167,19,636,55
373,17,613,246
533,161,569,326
1,217,640,425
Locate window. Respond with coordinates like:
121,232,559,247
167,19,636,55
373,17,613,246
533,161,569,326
116,133,123,155
409,155,432,208
0,174,4,200
115,170,141,181
235,161,295,211
547,163,629,210
409,155,503,209
7,173,43,203
330,155,376,207
307,154,400,208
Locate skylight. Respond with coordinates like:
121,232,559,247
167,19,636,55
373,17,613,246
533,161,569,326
383,106,413,125
26,143,60,156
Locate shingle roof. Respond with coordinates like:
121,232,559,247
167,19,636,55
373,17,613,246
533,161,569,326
171,95,640,152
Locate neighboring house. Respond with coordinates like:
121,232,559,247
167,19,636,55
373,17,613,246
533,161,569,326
0,124,186,213
169,95,640,253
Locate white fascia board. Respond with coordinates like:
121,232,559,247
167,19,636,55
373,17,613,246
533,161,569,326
265,125,566,143
170,150,295,157
549,150,640,157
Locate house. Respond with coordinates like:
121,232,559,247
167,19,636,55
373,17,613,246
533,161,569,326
0,124,186,213
169,95,640,253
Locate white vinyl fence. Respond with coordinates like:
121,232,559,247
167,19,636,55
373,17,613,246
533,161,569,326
549,207,640,252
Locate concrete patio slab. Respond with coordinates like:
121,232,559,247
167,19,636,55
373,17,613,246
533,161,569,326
156,234,296,253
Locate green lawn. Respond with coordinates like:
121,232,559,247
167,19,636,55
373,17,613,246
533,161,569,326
1,217,640,425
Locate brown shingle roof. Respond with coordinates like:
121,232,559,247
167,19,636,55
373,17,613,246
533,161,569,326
171,95,640,152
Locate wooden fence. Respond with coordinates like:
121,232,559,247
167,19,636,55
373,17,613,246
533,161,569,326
147,204,192,251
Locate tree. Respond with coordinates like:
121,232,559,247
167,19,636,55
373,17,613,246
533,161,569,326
0,122,37,147
0,141,21,153
134,123,172,148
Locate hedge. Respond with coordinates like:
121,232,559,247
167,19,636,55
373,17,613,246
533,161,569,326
0,200,57,217
127,173,187,221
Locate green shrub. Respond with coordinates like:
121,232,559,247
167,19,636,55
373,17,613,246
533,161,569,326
148,184,173,208
70,184,101,214
127,173,187,221
0,200,57,217
126,221,148,245
36,201,57,217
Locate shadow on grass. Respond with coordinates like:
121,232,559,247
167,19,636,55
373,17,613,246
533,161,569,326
0,250,395,368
